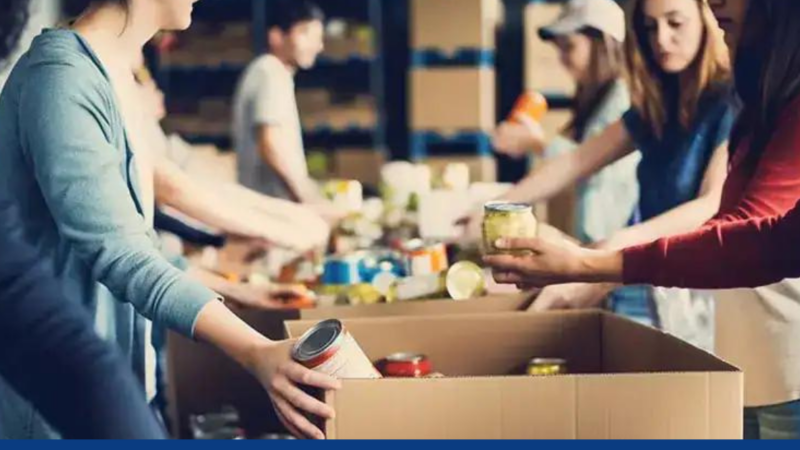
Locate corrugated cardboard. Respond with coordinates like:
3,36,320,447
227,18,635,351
332,148,387,187
411,0,501,52
524,2,576,94
167,294,531,438
410,68,496,132
285,311,743,439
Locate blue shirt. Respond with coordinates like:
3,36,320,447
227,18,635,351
0,30,216,436
624,89,737,221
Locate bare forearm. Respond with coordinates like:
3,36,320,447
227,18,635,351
193,300,273,372
502,122,634,205
602,195,720,250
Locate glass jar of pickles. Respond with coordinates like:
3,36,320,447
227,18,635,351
482,202,538,255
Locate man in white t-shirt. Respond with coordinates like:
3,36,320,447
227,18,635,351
233,0,337,216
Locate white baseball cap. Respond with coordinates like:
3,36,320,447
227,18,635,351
539,0,626,44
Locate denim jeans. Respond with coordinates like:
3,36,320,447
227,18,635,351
744,400,800,440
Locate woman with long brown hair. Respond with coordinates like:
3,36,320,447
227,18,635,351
491,0,640,246
487,0,800,438
466,0,735,330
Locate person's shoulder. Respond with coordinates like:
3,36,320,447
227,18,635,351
22,30,112,103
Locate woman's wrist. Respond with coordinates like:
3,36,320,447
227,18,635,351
576,248,624,283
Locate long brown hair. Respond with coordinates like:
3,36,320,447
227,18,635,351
625,0,731,138
730,0,800,166
566,28,625,140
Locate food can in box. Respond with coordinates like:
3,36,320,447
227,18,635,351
382,353,432,378
482,202,538,255
527,358,567,376
292,319,382,379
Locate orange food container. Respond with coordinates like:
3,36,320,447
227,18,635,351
509,91,549,124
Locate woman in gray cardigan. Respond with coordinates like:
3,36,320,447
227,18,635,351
0,0,336,440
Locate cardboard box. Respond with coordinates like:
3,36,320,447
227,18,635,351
167,294,531,438
332,148,387,187
410,68,496,132
411,0,501,52
285,311,743,439
524,2,576,94
423,155,497,183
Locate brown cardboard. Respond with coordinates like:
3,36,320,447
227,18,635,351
285,311,743,439
167,294,531,438
524,2,576,94
410,68,496,132
423,155,497,183
411,0,501,52
331,148,387,187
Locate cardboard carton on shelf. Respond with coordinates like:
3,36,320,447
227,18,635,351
411,0,502,53
410,67,496,132
285,311,743,440
524,2,576,94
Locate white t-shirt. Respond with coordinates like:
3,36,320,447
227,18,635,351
232,54,309,200
113,69,159,402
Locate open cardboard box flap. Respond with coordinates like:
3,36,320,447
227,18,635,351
286,311,742,439
167,294,532,437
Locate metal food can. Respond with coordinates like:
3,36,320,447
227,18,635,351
322,256,361,285
509,91,548,124
482,202,538,255
445,261,487,300
403,241,449,276
346,283,383,306
527,358,567,376
292,319,382,379
382,353,432,378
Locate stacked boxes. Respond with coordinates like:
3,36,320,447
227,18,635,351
524,1,578,235
409,0,502,182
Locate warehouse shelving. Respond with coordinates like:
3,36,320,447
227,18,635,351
156,0,387,155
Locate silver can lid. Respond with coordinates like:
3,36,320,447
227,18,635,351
484,202,532,213
292,319,344,363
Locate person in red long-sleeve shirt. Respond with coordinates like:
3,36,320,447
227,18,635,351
486,0,800,438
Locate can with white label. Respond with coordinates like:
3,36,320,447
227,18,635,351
292,319,382,379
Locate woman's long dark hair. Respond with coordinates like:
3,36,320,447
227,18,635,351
730,0,800,165
0,0,30,67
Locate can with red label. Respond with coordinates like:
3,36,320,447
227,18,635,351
292,319,382,379
381,353,432,378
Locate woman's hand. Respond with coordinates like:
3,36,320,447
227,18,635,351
483,237,624,287
492,119,546,158
248,340,342,439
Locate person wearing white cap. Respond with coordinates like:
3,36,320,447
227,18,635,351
470,0,736,341
492,0,641,250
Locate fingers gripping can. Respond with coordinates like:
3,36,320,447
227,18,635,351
292,319,382,379
482,202,538,255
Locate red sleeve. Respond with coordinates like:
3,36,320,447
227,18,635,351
623,200,800,289
622,100,800,289
707,103,800,225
